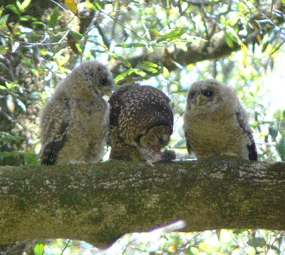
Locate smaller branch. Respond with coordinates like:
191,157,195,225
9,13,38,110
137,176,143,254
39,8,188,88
98,8,147,43
184,1,219,6
48,0,67,11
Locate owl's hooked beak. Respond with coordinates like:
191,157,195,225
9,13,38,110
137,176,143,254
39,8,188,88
101,88,113,97
197,95,202,106
196,95,208,106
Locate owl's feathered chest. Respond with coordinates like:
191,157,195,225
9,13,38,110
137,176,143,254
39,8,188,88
68,97,109,132
184,108,248,155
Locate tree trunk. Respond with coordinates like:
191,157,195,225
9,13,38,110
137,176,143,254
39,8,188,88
0,157,284,248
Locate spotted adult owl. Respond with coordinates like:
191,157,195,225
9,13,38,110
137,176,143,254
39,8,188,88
183,79,258,160
40,61,115,165
108,84,174,165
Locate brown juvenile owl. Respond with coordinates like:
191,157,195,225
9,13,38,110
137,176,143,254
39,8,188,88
183,79,258,160
108,84,174,165
40,61,115,165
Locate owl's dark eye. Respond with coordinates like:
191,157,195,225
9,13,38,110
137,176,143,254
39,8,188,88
202,89,213,97
100,78,108,86
189,91,196,99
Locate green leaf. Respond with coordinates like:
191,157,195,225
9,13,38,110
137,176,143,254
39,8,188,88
276,137,285,161
19,15,37,22
34,243,45,255
157,29,187,43
24,152,40,166
163,66,170,79
110,53,132,68
0,85,7,90
116,43,147,48
16,99,26,112
16,0,31,11
224,29,234,48
149,29,161,38
6,4,21,16
69,30,83,41
114,69,136,83
141,61,158,73
0,151,24,158
114,68,146,83
48,7,59,28
247,237,266,248
6,94,15,112
5,81,18,90
0,132,23,142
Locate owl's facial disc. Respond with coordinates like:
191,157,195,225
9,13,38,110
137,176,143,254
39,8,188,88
194,88,214,106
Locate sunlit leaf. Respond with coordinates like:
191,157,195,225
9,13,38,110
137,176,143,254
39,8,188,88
116,43,146,48
241,44,248,67
6,4,21,16
34,243,45,255
114,69,146,83
168,244,176,252
16,0,31,12
224,30,234,48
6,94,15,112
65,0,78,15
149,29,161,38
0,85,7,90
5,81,19,90
163,66,169,79
141,61,158,73
114,69,134,83
157,29,187,42
48,7,59,28
224,27,241,48
16,99,26,112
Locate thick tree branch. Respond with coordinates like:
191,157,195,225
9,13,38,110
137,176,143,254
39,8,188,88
0,158,285,248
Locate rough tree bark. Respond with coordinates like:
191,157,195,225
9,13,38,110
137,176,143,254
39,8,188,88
0,157,284,248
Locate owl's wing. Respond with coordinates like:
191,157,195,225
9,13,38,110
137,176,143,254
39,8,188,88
236,111,258,161
184,131,192,155
41,100,70,165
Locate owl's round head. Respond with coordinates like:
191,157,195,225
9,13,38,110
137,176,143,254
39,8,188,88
186,79,238,114
72,61,115,97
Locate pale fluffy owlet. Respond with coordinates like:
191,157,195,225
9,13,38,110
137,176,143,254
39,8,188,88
183,79,258,161
40,61,115,165
108,84,174,165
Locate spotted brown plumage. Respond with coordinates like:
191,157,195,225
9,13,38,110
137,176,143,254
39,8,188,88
183,79,258,161
108,84,174,165
40,61,115,165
